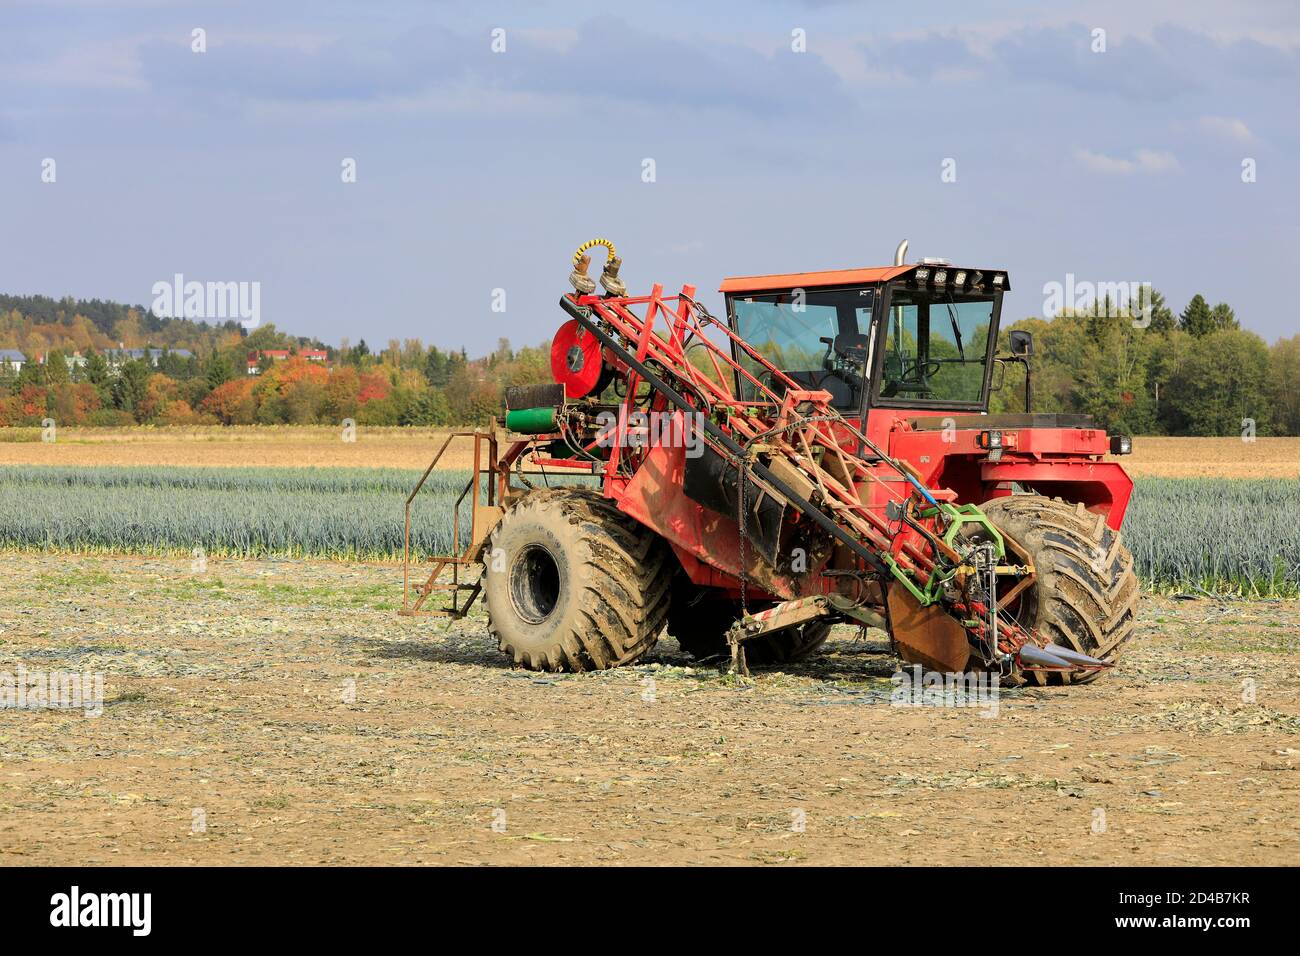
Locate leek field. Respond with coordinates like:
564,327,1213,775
0,465,510,562
0,465,1296,596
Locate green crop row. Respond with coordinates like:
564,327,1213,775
0,465,593,562
0,466,1295,595
0,464,445,496
1124,478,1300,597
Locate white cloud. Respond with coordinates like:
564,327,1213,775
0,38,148,91
517,28,580,54
1075,147,1180,174
1134,149,1180,172
1198,115,1255,144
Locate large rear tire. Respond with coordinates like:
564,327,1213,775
979,495,1139,684
484,489,672,672
666,576,832,666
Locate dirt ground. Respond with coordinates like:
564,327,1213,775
0,426,461,470
2,428,1296,478
2,553,1297,866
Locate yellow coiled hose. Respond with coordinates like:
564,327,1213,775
572,238,617,267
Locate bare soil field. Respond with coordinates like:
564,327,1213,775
1117,436,1300,479
1,552,1296,866
1,427,1296,477
0,426,468,470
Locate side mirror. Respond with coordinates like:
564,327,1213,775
1009,329,1034,357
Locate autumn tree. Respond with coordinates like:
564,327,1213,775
322,365,360,422
199,378,256,425
252,356,329,424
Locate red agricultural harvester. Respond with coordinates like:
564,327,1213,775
402,239,1139,684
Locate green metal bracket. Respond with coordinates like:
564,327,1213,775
883,501,1007,607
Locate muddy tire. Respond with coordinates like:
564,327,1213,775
666,577,832,666
979,495,1139,685
484,489,672,672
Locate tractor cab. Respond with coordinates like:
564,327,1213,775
719,257,1132,527
720,262,1010,417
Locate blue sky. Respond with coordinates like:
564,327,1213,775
2,0,1298,352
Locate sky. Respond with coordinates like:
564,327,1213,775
2,0,1298,353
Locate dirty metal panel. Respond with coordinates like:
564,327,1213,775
616,443,802,599
681,444,785,566
886,584,972,673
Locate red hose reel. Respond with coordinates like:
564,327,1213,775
550,318,614,398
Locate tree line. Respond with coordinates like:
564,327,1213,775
1,288,1296,435
0,315,551,427
994,289,1299,436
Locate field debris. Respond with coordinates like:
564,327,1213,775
1,552,1296,865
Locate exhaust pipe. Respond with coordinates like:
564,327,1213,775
894,239,909,266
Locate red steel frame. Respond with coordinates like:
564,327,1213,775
563,287,997,623
553,283,1131,533
537,279,1136,662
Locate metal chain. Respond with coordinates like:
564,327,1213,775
737,452,749,616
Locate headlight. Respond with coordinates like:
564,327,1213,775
1109,435,1132,455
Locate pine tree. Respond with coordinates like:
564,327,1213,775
85,351,111,403
44,349,70,385
1209,302,1238,332
1134,286,1175,333
1179,294,1214,337
205,352,235,390
112,359,151,420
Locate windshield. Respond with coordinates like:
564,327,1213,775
729,287,875,410
878,289,994,405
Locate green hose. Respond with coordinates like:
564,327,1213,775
505,406,559,433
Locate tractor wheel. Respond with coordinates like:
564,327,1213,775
666,578,832,667
979,495,1139,685
484,488,672,672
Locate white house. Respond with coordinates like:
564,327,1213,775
0,349,25,374
103,347,194,369
38,351,87,371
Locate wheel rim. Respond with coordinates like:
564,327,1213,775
509,544,561,624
